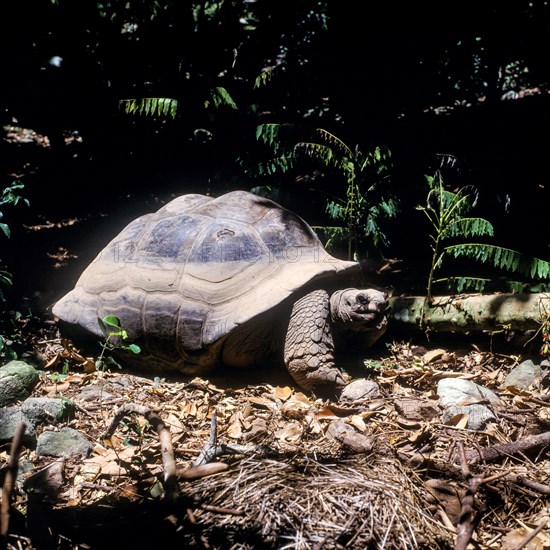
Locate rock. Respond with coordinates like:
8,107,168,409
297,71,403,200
504,359,541,390
77,385,114,401
23,459,65,498
394,397,440,421
340,379,380,401
0,398,75,444
36,427,93,457
327,421,374,453
441,404,497,430
0,360,40,406
0,407,33,443
23,397,74,424
437,378,500,431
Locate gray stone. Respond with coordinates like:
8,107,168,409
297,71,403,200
504,359,541,390
23,459,64,497
437,378,500,406
77,385,114,401
437,378,500,431
0,398,74,444
22,397,74,424
36,427,92,457
441,404,496,430
0,361,40,406
0,407,35,442
340,378,380,401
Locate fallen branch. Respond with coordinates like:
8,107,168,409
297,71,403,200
389,292,546,332
454,443,508,550
193,411,269,466
505,474,550,495
103,403,178,502
0,422,26,548
465,431,550,465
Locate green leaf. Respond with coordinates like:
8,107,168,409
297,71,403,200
102,315,122,328
0,223,10,238
441,217,494,240
119,98,179,119
207,87,237,110
128,344,141,354
442,243,550,280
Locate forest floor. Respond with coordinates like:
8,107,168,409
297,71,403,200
1,324,549,550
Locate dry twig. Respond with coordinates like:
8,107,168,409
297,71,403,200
0,422,26,548
465,431,550,465
103,403,179,502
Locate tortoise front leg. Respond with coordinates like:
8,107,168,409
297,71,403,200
284,289,347,392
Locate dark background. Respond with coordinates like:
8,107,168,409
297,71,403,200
1,1,548,311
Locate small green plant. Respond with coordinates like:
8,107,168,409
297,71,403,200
252,124,397,260
418,171,550,299
96,315,141,371
0,180,29,294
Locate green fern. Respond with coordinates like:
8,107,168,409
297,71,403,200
118,97,179,119
443,243,550,279
441,217,494,239
204,87,237,110
251,123,396,260
419,171,550,297
119,86,236,120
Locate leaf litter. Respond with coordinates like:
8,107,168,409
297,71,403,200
1,337,549,549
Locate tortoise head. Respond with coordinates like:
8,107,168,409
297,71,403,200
329,288,388,336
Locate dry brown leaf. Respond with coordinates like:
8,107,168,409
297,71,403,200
281,395,311,419
273,386,293,401
350,415,367,432
396,417,422,430
500,526,549,550
444,413,469,429
422,349,446,364
100,461,129,476
227,412,244,439
275,422,303,443
181,401,198,417
304,411,323,435
45,381,70,396
165,413,185,434
248,395,277,410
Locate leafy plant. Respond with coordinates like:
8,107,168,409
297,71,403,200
96,315,141,371
0,181,29,294
418,171,550,299
252,124,397,260
118,86,237,120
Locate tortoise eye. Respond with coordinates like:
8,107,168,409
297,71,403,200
356,294,369,305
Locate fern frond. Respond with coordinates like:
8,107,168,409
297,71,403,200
294,142,335,166
255,123,294,153
206,87,237,110
443,243,550,279
252,153,295,176
118,98,179,119
325,200,344,220
314,129,353,157
434,276,490,293
441,217,494,240
254,68,274,89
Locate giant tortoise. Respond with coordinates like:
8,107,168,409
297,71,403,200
52,190,388,392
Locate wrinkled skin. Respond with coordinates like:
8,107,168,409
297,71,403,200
284,288,388,392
